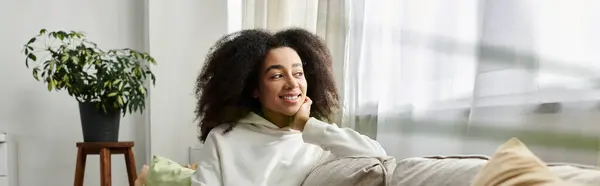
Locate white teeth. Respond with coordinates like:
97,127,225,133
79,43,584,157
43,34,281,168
282,96,299,100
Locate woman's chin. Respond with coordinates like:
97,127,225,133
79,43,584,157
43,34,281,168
262,106,299,117
262,103,302,116
280,111,297,116
278,108,301,116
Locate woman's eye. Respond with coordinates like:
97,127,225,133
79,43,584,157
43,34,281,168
271,74,283,79
294,72,304,77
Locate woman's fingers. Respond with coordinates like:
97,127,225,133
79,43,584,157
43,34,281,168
304,96,312,104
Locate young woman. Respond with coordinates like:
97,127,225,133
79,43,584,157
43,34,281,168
191,28,386,186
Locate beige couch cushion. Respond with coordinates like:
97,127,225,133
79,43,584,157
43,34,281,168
548,164,600,185
471,138,580,186
391,155,488,185
301,156,396,186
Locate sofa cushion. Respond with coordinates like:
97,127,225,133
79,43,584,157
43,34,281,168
390,155,488,185
548,164,600,185
471,138,577,185
302,156,396,186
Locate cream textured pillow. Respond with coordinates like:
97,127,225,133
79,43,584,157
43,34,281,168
471,138,585,186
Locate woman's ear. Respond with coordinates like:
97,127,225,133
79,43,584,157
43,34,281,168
253,89,259,98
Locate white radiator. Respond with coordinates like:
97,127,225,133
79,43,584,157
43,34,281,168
0,132,17,186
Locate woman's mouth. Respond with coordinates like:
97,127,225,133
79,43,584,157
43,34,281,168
279,94,301,102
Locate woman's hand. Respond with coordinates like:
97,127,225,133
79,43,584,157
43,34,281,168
291,97,312,131
134,165,149,186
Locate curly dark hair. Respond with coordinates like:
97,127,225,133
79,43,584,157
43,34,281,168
194,28,340,143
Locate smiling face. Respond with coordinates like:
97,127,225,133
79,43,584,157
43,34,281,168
255,47,308,120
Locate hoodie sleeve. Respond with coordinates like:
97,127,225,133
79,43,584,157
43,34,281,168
190,131,223,186
302,117,387,158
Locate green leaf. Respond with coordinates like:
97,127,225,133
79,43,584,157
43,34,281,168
71,56,79,64
49,62,55,71
39,29,47,35
68,31,76,38
74,32,84,38
138,85,146,95
118,81,124,90
107,92,118,97
117,96,124,106
43,60,51,69
27,38,36,45
47,80,54,91
128,103,133,113
28,53,37,61
32,68,40,80
134,68,141,78
61,55,69,62
147,56,157,65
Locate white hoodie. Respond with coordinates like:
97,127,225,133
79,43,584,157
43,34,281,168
190,112,387,186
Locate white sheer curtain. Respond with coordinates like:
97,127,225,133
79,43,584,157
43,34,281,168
241,0,319,31
344,0,600,165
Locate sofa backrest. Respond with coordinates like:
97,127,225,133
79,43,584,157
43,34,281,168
391,155,600,186
302,155,600,186
302,156,397,186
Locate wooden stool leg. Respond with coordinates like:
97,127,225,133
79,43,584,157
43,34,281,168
100,148,112,186
74,147,87,186
124,148,137,185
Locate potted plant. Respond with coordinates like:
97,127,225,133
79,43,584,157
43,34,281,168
22,29,157,142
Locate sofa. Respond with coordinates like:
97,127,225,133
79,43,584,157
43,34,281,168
303,155,600,185
139,138,600,185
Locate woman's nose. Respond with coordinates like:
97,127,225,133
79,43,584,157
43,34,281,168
284,76,299,89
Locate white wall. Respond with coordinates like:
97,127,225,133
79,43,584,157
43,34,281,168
1,0,232,185
148,0,229,164
0,0,148,185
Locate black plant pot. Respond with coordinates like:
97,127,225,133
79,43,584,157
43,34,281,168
78,102,121,142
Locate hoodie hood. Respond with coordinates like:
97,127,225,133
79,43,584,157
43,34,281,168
237,112,299,134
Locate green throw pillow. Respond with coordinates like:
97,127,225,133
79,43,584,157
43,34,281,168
145,155,195,186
